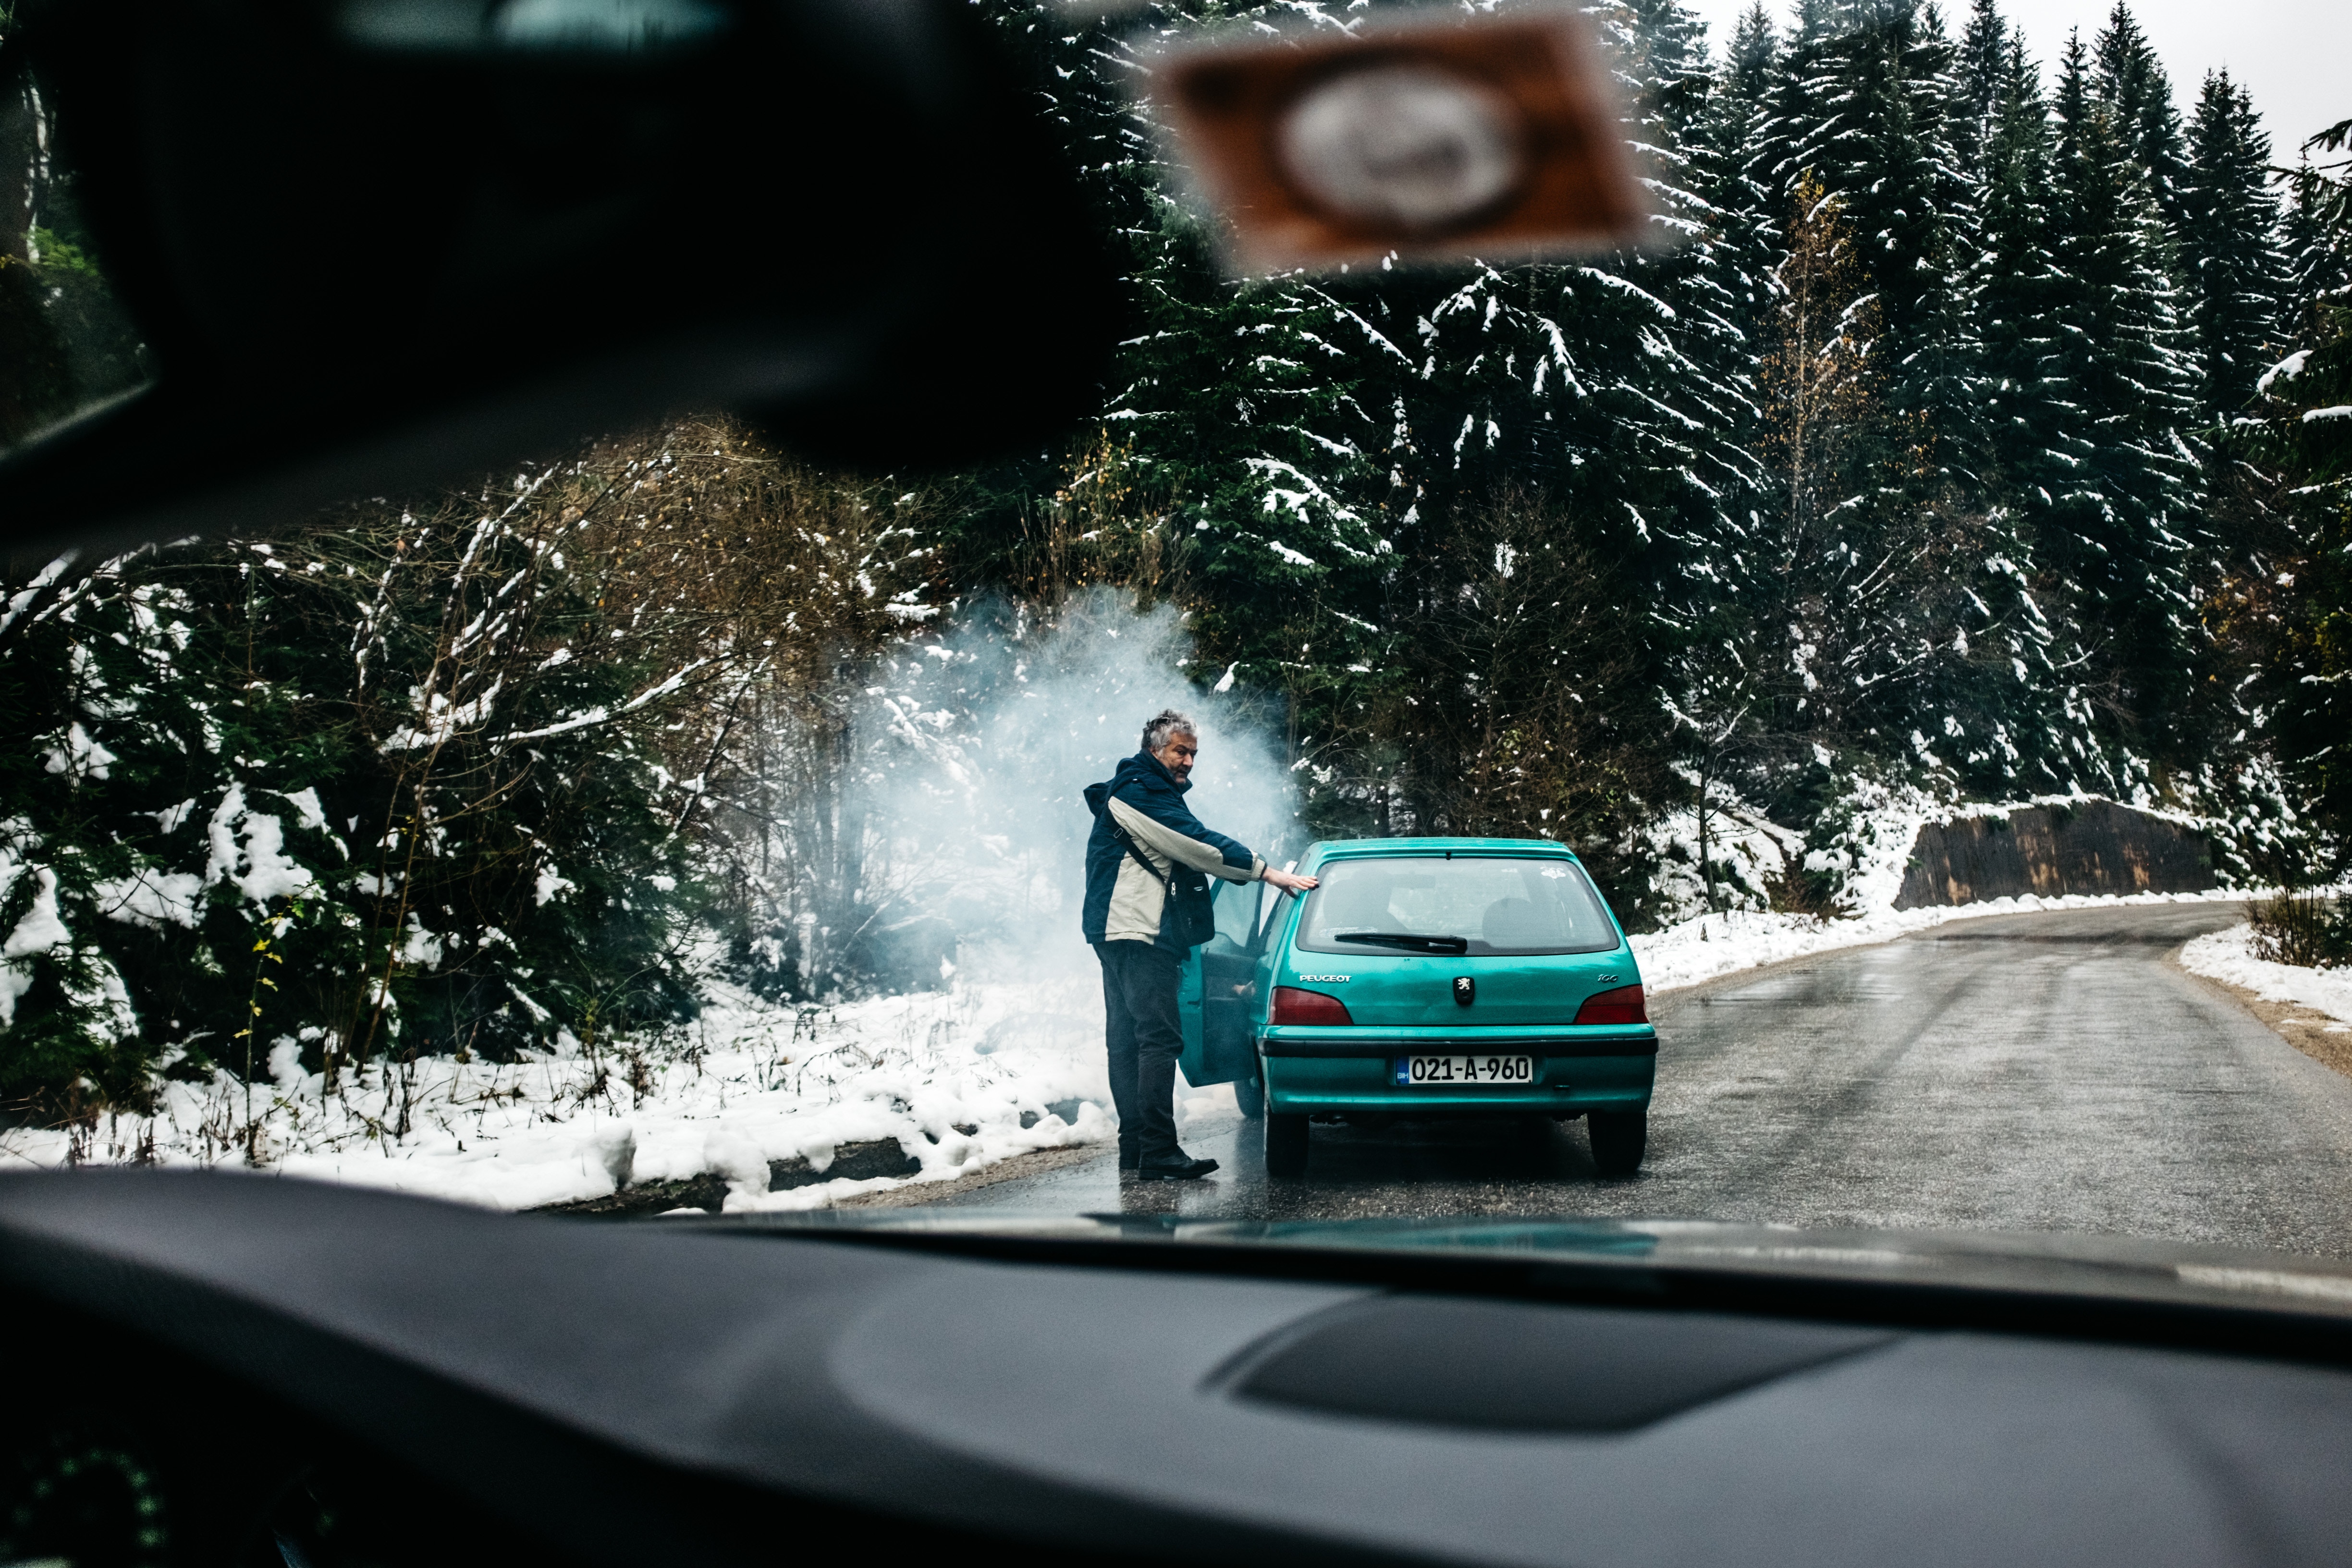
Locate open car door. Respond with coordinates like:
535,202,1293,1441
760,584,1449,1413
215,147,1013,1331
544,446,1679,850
1178,879,1273,1109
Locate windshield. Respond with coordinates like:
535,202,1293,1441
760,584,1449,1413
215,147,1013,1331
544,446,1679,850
2,0,2351,1307
1297,857,1619,956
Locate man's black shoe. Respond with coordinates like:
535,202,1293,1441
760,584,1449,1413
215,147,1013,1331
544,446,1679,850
1135,1156,1218,1181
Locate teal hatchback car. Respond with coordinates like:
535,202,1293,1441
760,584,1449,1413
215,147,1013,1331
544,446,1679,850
1176,837,1655,1178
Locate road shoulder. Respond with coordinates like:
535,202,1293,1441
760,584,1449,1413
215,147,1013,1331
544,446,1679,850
837,1140,1110,1208
2170,951,2352,1083
1645,922,1913,1010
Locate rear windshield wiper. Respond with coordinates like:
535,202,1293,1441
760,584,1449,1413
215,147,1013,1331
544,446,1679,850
1333,931,1471,955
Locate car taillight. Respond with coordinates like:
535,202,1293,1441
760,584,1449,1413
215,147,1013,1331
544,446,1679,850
1573,983,1647,1025
1270,986,1354,1026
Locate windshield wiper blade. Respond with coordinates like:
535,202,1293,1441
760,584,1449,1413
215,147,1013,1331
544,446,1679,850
1333,931,1470,954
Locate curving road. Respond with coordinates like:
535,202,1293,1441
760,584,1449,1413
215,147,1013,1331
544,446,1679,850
934,903,2352,1257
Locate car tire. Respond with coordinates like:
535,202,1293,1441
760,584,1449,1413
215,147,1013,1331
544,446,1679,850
1237,1076,1267,1120
1263,1111,1310,1178
1587,1109,1646,1177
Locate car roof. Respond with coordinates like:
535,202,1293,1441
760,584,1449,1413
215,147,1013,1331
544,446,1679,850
1302,836,1580,861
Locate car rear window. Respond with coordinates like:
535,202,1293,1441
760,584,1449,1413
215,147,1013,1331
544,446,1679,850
1295,856,1621,957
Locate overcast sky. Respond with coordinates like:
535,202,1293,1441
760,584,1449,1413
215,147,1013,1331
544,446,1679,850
1673,0,2349,156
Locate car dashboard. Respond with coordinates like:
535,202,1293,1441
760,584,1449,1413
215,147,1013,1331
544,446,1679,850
5,1171,2351,1568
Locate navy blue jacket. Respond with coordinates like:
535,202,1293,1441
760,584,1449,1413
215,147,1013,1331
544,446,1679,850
1081,751,1261,954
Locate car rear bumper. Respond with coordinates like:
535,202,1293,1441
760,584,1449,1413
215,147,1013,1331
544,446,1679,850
1260,1049,1654,1115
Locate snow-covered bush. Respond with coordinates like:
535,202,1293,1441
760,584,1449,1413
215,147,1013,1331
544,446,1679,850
0,421,943,1118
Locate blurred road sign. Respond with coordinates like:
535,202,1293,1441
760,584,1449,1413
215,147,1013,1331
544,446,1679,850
1154,6,1647,273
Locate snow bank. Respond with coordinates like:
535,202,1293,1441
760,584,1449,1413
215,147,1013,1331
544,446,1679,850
0,977,1141,1212
1634,889,2253,997
2177,925,2352,1028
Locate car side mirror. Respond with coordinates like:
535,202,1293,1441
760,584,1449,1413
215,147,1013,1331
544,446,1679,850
0,0,1121,554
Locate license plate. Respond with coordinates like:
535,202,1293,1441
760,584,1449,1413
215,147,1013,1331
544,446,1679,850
1396,1055,1537,1086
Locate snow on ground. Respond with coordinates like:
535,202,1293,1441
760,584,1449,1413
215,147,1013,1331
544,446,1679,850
0,881,2266,1212
2177,924,2352,1029
0,973,1214,1212
1641,796,1804,918
1631,890,2254,996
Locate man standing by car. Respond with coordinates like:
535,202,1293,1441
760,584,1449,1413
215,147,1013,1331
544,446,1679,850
1083,710,1318,1181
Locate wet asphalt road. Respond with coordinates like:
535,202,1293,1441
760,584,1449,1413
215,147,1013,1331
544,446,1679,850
938,903,2352,1256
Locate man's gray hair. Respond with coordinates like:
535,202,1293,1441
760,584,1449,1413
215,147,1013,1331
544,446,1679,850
1141,709,1197,755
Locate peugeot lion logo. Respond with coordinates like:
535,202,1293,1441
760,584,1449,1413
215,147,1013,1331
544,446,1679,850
1453,976,1475,1006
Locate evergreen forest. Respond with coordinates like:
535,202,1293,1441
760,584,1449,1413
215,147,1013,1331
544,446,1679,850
1,0,2349,1120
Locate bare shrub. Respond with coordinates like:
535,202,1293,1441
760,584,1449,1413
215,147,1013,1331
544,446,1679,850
2246,892,2352,969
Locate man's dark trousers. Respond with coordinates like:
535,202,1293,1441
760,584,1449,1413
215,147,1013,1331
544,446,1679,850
1096,938,1184,1165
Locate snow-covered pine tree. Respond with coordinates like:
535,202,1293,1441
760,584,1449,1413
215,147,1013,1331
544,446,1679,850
1692,0,1785,359
1949,0,2010,184
1968,35,2062,492
2089,2,2190,237
2280,120,2352,353
2178,70,2291,424
1801,0,1980,480
2245,115,2352,846
2176,83,2316,875
1106,241,1394,747
1634,0,1790,896
1720,2,1780,115
2036,32,2202,755
1750,171,1895,747
1759,173,1983,755
0,549,261,1113
978,0,1762,872
1940,33,2090,793
1745,0,1845,216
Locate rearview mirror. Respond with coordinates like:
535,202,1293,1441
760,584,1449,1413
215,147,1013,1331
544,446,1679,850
0,0,1122,554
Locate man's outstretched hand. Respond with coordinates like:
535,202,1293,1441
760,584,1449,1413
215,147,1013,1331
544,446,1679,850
1265,868,1319,893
